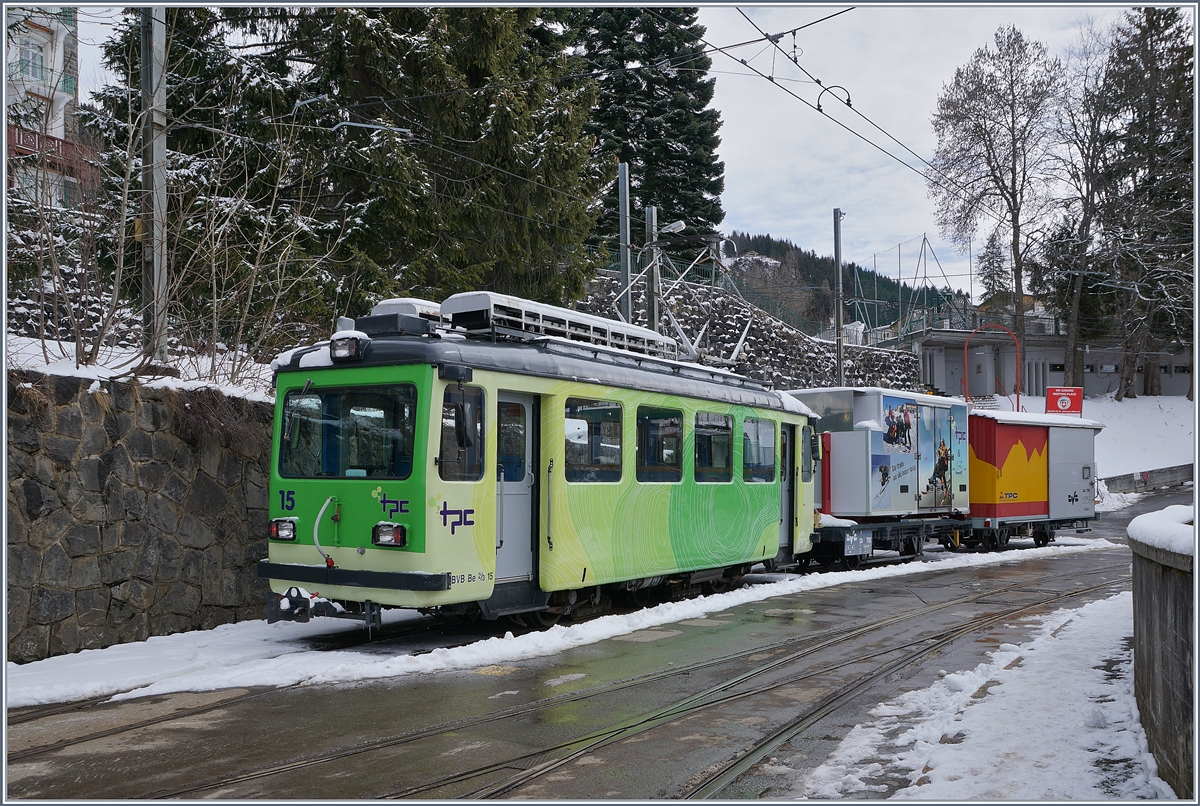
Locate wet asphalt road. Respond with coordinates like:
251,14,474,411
6,488,1190,800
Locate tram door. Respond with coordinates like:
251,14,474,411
779,424,795,553
496,392,536,582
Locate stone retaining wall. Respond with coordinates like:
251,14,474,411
1127,532,1193,798
7,370,273,663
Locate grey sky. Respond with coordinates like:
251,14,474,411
74,5,1136,302
699,5,1133,300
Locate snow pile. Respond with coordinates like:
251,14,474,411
1127,504,1195,557
795,592,1176,800
1063,393,1193,477
4,538,1117,708
1095,478,1145,513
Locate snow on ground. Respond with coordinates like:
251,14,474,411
6,537,1117,709
792,592,1177,800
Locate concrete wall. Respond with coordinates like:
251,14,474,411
7,370,272,663
1127,532,1194,799
1102,464,1194,494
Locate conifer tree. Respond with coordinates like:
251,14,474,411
568,8,725,239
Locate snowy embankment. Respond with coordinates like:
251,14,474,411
1127,504,1195,556
5,538,1116,709
794,592,1176,800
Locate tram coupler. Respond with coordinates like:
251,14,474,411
267,587,312,624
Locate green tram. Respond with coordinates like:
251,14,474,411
259,292,819,628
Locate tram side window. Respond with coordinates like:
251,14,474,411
742,417,776,483
637,407,682,483
564,398,622,482
439,386,484,481
280,385,416,479
695,412,733,483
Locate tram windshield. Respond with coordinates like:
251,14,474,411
279,385,417,478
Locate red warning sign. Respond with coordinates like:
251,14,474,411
1045,386,1083,415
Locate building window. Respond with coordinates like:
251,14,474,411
1049,363,1065,373
1176,366,1192,374
1084,365,1095,373
1161,365,1172,375
15,36,48,84
1100,364,1118,374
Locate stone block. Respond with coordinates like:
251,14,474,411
244,462,266,492
161,473,189,504
7,504,28,545
74,492,109,524
202,546,222,601
43,434,80,465
80,424,110,456
21,478,55,520
10,625,50,664
153,432,182,462
105,478,126,522
217,453,243,488
146,496,179,533
136,401,156,431
115,612,149,644
186,474,231,521
9,415,42,452
218,569,243,607
52,375,82,406
134,531,163,581
150,613,195,637
158,537,182,582
121,521,149,549
9,445,32,476
39,543,70,586
137,461,170,492
76,587,111,627
110,381,135,411
201,607,236,629
8,544,40,587
34,454,57,484
200,441,221,478
77,458,106,492
28,586,76,623
57,475,85,508
102,444,135,486
63,524,101,557
102,410,124,443
125,430,153,462
158,582,202,615
55,405,83,438
180,549,202,584
173,446,199,481
78,626,117,651
28,509,71,551
102,524,119,552
8,586,30,635
50,616,81,656
245,480,267,511
112,579,156,610
70,557,101,588
177,513,216,549
99,551,136,585
123,489,146,520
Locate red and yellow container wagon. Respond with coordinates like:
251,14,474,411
966,409,1104,550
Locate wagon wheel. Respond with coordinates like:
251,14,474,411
940,537,961,553
983,533,999,552
705,576,735,595
841,554,866,572
1033,528,1052,548
899,537,918,557
530,609,561,628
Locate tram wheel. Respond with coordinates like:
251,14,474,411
530,609,561,629
705,576,735,595
626,586,654,608
796,556,812,572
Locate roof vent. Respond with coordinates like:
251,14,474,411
440,291,679,359
370,297,442,321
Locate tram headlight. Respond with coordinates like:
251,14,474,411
268,519,297,541
372,523,407,547
330,336,365,361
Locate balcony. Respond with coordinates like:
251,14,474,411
7,59,77,96
7,125,97,178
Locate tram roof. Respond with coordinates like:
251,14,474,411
274,332,816,417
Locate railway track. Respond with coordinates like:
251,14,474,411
32,560,1127,800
